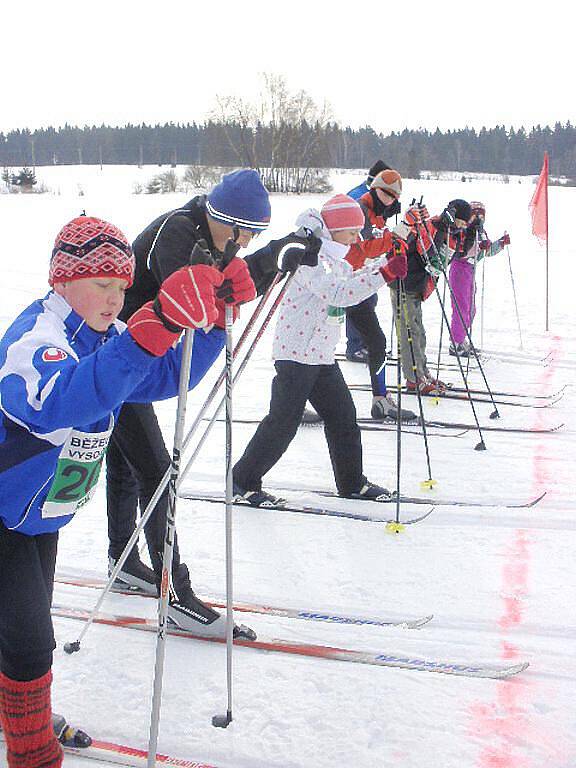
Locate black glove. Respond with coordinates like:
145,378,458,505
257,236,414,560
267,232,312,258
189,238,214,266
467,217,483,234
281,236,321,273
215,238,241,268
382,198,401,219
246,231,320,294
438,206,456,230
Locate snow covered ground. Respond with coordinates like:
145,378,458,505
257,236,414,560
1,166,575,767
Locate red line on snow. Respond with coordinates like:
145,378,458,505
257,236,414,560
469,337,565,767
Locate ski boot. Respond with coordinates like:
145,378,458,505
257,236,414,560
108,552,158,596
345,347,369,363
233,482,286,509
371,394,417,423
449,342,471,357
424,375,448,394
406,377,438,395
168,569,256,641
53,713,92,748
301,408,323,425
342,480,392,502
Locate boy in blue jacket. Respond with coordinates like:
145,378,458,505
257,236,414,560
0,215,254,767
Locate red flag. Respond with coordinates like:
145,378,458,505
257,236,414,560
529,152,548,244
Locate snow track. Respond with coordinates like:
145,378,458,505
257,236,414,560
2,171,575,767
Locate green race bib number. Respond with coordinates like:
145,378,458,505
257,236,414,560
327,305,345,325
42,422,113,519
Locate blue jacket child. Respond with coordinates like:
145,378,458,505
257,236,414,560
0,214,252,768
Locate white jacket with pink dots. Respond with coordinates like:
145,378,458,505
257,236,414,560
272,209,385,366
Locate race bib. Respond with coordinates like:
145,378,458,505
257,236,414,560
42,418,113,519
327,305,345,325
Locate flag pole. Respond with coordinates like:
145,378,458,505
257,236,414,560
545,152,550,332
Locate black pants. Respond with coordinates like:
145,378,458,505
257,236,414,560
233,361,364,496
106,402,183,579
0,522,57,681
345,297,387,396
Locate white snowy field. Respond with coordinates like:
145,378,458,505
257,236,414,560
1,166,575,768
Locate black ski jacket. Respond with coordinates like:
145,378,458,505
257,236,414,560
122,195,277,322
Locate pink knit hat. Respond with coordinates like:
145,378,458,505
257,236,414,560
321,194,365,232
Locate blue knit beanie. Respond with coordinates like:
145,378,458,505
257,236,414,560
206,169,271,232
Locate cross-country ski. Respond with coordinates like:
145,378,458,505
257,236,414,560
348,381,564,409
54,571,433,630
179,492,436,525
268,487,547,509
204,415,471,438
53,604,528,681
179,488,546,512
0,732,217,768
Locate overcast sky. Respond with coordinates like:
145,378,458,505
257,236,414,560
4,0,572,136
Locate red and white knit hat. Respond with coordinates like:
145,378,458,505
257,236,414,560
320,194,364,232
370,169,402,199
49,216,135,287
470,201,486,217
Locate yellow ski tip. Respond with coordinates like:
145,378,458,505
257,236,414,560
386,521,406,535
420,479,438,491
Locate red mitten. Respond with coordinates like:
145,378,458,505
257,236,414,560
479,239,492,251
214,257,256,329
128,265,223,356
128,302,180,356
215,257,257,306
403,206,429,227
500,232,511,246
380,243,408,283
157,264,223,329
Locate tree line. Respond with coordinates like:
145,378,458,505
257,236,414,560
2,120,574,179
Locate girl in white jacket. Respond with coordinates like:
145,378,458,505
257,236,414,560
233,194,407,507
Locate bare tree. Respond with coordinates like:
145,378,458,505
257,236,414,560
211,73,333,193
213,94,259,169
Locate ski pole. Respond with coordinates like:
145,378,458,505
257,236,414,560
149,233,245,761
212,304,235,729
147,327,195,767
413,221,487,451
63,273,286,652
395,280,436,489
480,258,486,351
434,243,448,384
178,271,297,484
506,244,524,350
386,281,406,534
418,212,500,418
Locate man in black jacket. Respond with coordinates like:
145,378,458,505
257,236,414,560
106,169,307,639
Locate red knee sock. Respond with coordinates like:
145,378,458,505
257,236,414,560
0,670,62,768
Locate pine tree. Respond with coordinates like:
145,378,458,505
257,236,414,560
11,167,37,189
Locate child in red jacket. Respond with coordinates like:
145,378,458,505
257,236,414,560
346,170,418,421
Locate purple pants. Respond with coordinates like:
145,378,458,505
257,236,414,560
449,259,476,344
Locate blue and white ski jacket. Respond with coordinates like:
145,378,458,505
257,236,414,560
0,291,224,535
